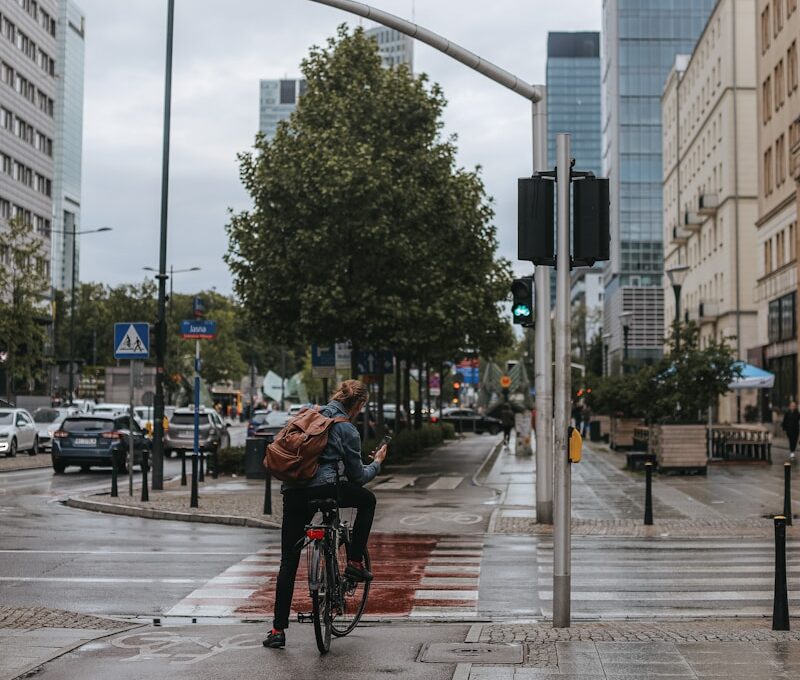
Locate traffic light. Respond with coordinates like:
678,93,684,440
511,276,534,326
452,381,461,391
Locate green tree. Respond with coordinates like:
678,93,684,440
0,217,50,398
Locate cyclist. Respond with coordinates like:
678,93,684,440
264,379,388,649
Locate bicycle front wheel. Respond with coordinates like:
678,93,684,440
309,541,332,654
331,545,371,637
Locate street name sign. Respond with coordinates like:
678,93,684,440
180,320,217,340
114,322,150,360
311,344,336,379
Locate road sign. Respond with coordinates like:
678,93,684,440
460,367,480,384
192,296,205,318
500,375,512,389
114,322,150,359
180,320,217,340
356,351,393,375
311,344,336,378
335,342,352,369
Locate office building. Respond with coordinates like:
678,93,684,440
571,267,604,363
754,0,800,410
258,78,307,141
51,0,85,292
365,25,414,70
602,0,715,372
662,0,759,423
0,0,59,287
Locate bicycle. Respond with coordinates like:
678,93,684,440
298,497,371,654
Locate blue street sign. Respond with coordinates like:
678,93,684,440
311,344,336,367
461,367,480,385
356,351,393,375
114,322,150,360
192,296,205,318
180,319,217,340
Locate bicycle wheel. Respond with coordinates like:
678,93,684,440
331,544,371,637
309,541,332,654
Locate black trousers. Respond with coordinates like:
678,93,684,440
789,431,799,453
272,481,376,630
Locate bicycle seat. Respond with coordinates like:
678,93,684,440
308,498,338,513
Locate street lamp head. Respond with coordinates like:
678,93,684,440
666,264,690,289
619,311,634,330
95,227,112,233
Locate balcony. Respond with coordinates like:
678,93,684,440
698,193,719,215
684,210,704,231
698,301,719,323
672,226,692,245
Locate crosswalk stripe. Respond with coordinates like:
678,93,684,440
375,475,418,490
426,476,465,490
538,591,800,602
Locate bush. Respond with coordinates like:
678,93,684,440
362,424,449,462
441,423,456,440
214,446,245,475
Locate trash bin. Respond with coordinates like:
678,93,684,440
590,420,601,442
245,437,267,480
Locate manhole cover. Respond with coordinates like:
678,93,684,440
420,642,523,664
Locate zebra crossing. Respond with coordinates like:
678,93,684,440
372,475,466,491
533,537,800,619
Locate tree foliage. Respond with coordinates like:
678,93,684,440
225,25,511,366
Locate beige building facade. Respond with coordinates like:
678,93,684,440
754,0,800,413
662,0,759,422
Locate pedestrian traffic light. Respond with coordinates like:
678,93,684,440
511,277,534,326
518,176,555,265
572,176,610,266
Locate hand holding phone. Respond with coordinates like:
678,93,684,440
369,435,392,463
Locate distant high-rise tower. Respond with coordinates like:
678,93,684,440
258,79,307,141
601,0,715,372
364,25,414,70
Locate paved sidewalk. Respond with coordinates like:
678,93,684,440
0,453,51,473
0,607,136,680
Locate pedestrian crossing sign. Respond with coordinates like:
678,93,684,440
114,322,150,359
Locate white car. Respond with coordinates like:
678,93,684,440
92,403,130,417
288,403,312,417
32,406,78,452
0,408,39,457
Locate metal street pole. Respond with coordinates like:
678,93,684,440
672,285,682,352
152,0,176,491
553,133,572,628
68,216,76,401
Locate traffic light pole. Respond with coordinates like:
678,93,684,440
553,133,572,628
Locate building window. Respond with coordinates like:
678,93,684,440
762,6,771,52
789,41,799,93
765,146,774,194
791,222,797,261
789,0,798,15
767,293,797,344
778,230,786,266
776,60,786,108
279,80,295,105
763,76,773,122
777,134,787,185
766,237,774,274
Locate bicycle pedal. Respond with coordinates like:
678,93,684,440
297,612,313,623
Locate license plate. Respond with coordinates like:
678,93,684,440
74,437,96,446
177,432,194,438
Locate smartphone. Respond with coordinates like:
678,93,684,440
369,435,392,459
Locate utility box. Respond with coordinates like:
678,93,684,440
518,177,555,264
245,437,267,480
572,176,610,266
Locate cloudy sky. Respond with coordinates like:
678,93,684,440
77,0,602,295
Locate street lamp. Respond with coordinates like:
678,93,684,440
619,311,634,375
51,224,112,402
602,332,611,377
666,264,689,352
142,265,201,323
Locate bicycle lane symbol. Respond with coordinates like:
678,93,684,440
399,512,483,527
111,630,261,665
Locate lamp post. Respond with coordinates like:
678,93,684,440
53,224,112,402
142,265,201,323
619,311,633,375
602,333,611,377
666,264,689,352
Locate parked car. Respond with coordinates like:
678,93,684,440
33,406,78,452
52,414,149,473
164,407,230,457
252,411,290,443
430,407,501,435
247,409,272,438
92,403,130,417
287,403,313,417
0,408,39,457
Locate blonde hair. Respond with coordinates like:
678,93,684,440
331,379,368,411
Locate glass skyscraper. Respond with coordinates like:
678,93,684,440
601,0,715,368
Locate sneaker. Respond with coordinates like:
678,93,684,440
263,630,285,649
344,561,374,582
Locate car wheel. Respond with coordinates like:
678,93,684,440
8,438,17,458
52,460,66,474
489,425,500,436
29,436,39,456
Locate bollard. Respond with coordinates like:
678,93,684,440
644,462,654,526
111,452,118,498
773,515,790,631
180,452,187,486
263,471,272,515
198,450,205,483
785,462,793,526
190,453,199,509
140,449,149,502
212,449,218,480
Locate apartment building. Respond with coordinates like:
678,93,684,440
754,0,800,411
662,0,759,422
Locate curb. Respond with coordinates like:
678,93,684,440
63,497,281,530
472,439,504,487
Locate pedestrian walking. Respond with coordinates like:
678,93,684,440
264,379,388,650
581,403,592,438
500,403,515,448
782,400,800,462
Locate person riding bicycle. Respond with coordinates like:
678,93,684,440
264,379,388,649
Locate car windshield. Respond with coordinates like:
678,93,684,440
62,418,114,433
171,413,210,426
33,409,62,423
0,412,13,425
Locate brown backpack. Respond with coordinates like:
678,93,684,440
263,407,349,483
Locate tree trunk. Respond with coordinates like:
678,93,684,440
395,355,403,431
403,358,412,430
377,370,385,439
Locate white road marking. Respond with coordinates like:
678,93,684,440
0,577,203,583
0,550,258,555
427,476,465,490
414,590,479,601
375,475,418,490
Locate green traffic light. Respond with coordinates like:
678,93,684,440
513,304,532,318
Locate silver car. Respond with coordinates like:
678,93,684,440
33,407,78,452
0,408,39,457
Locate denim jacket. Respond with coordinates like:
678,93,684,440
284,400,380,489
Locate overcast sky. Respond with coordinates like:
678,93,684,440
77,0,602,295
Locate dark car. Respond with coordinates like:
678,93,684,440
430,407,501,435
164,407,230,457
52,414,149,473
247,409,273,438
253,411,290,443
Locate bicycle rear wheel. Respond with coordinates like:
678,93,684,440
331,545,371,637
309,541,332,654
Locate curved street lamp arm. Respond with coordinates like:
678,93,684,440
308,0,542,103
